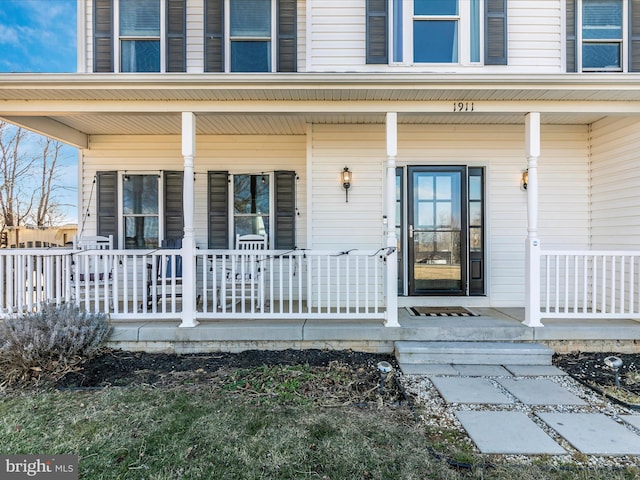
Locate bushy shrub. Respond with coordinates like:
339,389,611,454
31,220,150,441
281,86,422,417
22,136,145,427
0,303,111,386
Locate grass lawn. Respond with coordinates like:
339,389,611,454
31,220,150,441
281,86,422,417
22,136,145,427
1,364,639,479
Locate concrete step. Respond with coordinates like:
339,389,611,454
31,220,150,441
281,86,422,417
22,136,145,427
395,341,553,373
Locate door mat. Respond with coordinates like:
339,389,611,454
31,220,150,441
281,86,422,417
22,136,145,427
409,306,478,317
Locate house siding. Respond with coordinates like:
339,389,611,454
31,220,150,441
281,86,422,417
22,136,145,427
590,117,640,249
81,134,307,248
306,0,562,73
310,123,589,306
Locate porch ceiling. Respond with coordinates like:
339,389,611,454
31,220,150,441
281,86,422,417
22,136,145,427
0,73,636,143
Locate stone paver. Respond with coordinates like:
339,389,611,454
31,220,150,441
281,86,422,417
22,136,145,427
504,365,568,376
538,413,640,455
621,415,640,431
400,364,459,376
455,411,566,455
452,364,512,376
430,377,514,404
497,378,587,405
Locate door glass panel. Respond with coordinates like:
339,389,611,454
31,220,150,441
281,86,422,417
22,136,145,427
411,170,462,293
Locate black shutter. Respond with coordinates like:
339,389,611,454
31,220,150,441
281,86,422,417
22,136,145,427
167,0,186,72
566,0,577,72
205,0,224,72
274,171,296,250
93,0,113,72
366,0,388,64
277,0,297,72
485,0,507,65
96,171,118,246
631,0,640,71
208,172,229,249
164,171,184,241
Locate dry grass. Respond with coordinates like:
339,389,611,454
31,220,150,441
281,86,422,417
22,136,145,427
1,364,639,479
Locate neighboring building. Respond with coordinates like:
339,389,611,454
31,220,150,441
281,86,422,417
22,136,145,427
0,0,639,340
1,225,78,249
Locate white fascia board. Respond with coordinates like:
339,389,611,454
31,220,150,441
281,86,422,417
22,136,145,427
0,116,88,149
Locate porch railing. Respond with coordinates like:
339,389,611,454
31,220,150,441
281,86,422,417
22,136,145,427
540,250,640,319
0,247,388,321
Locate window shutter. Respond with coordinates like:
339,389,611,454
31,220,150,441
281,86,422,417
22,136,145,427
631,0,640,71
274,171,296,250
366,0,388,64
167,0,186,72
277,0,297,72
164,171,184,241
566,0,577,72
208,171,229,248
96,171,118,246
205,0,224,72
485,0,507,65
93,0,113,72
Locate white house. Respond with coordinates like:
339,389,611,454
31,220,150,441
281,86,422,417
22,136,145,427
1,0,640,352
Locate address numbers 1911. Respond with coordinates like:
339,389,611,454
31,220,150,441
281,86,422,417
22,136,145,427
453,102,475,112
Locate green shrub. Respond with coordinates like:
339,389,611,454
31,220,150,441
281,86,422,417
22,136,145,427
0,303,111,386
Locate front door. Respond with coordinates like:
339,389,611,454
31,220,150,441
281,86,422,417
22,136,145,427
408,167,466,295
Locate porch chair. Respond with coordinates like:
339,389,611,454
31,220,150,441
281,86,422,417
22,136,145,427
70,235,114,307
220,234,267,310
146,238,183,309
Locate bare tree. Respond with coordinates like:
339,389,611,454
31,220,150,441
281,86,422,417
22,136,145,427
0,121,71,228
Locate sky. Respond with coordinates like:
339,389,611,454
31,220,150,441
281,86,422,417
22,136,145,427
0,0,78,223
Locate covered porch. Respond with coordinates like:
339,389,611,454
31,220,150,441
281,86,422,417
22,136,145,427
1,74,640,337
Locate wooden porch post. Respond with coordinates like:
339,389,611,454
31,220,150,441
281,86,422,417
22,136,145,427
523,112,543,327
180,112,198,327
385,112,400,327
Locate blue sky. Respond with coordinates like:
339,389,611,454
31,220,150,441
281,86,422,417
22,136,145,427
0,0,78,223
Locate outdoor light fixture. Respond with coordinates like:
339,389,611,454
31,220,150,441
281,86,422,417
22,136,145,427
342,167,352,202
521,169,529,190
605,355,624,387
377,361,394,395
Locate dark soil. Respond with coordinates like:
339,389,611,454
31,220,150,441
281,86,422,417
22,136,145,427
54,348,640,407
57,349,397,389
554,352,640,399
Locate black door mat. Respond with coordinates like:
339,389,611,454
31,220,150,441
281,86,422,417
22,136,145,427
409,306,478,317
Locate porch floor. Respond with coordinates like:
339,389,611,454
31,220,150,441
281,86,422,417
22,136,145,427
107,307,640,354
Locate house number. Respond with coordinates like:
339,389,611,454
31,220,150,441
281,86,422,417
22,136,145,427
453,102,474,112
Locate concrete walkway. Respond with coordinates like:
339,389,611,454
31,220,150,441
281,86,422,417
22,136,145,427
407,364,640,456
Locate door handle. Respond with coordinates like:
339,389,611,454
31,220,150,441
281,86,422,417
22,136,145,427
409,225,414,238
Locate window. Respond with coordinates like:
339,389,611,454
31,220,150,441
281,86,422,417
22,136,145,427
93,0,186,73
568,0,640,72
234,174,270,237
208,171,296,249
205,0,297,72
366,0,506,65
123,175,160,248
412,0,460,63
96,171,184,249
120,0,161,72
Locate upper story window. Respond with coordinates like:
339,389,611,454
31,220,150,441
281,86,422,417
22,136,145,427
205,0,297,72
120,0,161,72
366,0,506,66
567,0,640,72
93,0,186,73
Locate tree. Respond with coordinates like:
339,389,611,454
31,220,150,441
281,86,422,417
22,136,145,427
0,121,72,228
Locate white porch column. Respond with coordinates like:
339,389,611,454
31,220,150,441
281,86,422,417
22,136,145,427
180,112,198,327
384,112,400,327
523,112,543,327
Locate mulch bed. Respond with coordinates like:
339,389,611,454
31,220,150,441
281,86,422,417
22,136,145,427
554,352,640,406
51,349,640,407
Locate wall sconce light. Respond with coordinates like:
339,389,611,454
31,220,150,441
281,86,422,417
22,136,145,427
342,167,352,202
521,169,529,190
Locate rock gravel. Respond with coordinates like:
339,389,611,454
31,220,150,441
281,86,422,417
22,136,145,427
400,371,640,468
